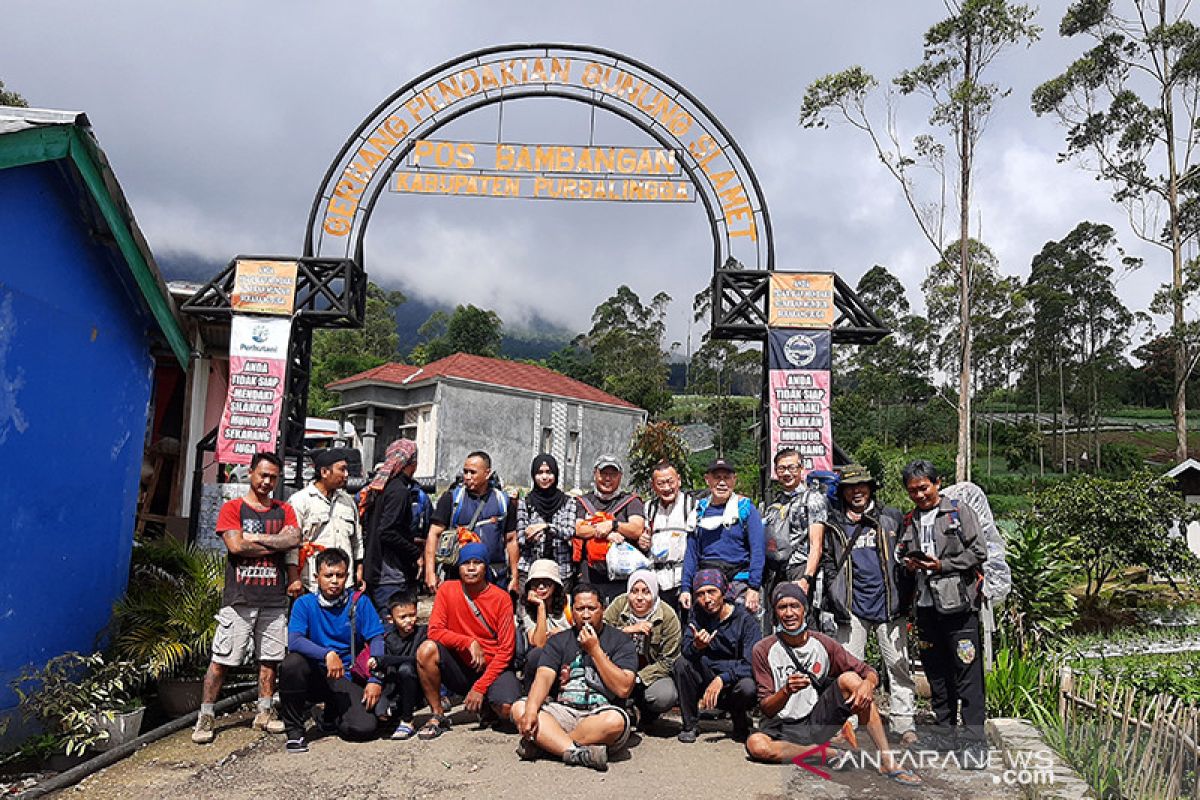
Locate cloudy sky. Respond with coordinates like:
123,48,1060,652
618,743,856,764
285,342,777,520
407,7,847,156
2,1,1174,351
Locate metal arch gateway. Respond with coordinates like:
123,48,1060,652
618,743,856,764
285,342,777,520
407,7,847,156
302,43,774,275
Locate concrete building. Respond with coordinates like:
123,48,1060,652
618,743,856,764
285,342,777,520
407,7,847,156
328,353,647,491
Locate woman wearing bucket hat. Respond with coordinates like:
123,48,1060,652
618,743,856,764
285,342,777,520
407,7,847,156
519,558,573,694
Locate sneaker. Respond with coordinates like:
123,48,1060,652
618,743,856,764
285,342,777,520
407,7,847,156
252,707,286,734
677,728,698,744
191,713,215,744
285,736,308,754
563,744,608,772
515,737,540,761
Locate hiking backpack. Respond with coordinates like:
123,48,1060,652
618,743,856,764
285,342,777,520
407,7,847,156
939,481,1011,604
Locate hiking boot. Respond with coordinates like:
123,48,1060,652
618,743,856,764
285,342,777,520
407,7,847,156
285,736,308,754
677,727,698,744
563,744,608,772
252,707,286,734
191,713,215,744
515,737,540,761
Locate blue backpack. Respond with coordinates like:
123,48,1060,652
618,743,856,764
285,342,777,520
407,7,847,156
410,485,432,539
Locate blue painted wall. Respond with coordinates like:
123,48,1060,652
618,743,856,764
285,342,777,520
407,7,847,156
0,161,154,709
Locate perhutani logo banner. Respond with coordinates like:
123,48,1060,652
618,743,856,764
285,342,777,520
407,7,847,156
767,328,832,475
217,316,292,465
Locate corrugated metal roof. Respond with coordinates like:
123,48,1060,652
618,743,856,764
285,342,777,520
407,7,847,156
0,106,88,134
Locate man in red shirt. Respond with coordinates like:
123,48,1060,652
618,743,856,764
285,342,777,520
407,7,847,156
415,542,521,739
193,452,301,745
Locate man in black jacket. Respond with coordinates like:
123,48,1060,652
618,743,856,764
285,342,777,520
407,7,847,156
672,569,761,743
362,439,423,622
822,464,917,745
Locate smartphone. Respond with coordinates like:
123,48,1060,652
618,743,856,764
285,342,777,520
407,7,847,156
905,550,936,564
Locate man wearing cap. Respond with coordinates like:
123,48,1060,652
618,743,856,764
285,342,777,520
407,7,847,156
574,455,646,604
288,448,363,594
672,569,761,743
679,459,766,615
745,584,921,786
414,542,521,739
361,439,423,618
823,464,917,746
512,583,638,772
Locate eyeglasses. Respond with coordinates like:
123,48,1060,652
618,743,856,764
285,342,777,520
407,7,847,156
776,465,801,473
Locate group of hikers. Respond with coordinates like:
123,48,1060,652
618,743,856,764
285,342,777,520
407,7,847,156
191,440,997,786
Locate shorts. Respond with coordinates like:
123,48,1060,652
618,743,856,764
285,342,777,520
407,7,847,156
543,702,632,750
758,681,852,746
433,642,522,706
210,604,287,666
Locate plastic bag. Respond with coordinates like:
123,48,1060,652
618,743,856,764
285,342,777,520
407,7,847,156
606,541,651,581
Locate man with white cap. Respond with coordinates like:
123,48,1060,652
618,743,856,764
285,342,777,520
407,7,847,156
604,568,681,729
573,454,646,604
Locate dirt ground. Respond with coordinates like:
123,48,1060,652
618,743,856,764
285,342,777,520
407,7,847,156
54,706,1023,800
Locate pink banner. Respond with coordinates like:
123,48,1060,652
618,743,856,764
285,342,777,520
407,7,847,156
217,316,292,465
768,368,832,475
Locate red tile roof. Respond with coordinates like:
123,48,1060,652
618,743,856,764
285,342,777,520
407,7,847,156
328,353,641,410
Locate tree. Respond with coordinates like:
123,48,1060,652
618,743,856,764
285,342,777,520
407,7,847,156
1029,222,1138,471
574,286,674,417
627,421,694,493
0,79,27,107
308,283,405,415
1037,470,1198,601
690,339,761,397
801,0,1040,481
410,304,503,365
1032,0,1200,461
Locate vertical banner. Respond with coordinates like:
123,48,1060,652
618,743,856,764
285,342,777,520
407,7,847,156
767,329,833,475
217,316,292,465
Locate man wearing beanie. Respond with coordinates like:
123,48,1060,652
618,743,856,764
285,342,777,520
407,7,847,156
672,568,761,743
745,584,921,786
415,542,521,739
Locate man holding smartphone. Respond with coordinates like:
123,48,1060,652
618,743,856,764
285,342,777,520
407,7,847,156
896,460,989,768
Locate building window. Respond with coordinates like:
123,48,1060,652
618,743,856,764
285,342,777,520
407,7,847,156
568,431,580,465
541,426,554,453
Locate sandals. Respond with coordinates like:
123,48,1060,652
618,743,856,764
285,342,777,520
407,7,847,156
417,714,451,740
884,768,923,786
390,722,417,740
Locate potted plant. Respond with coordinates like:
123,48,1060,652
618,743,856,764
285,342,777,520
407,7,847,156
10,652,146,763
110,538,224,715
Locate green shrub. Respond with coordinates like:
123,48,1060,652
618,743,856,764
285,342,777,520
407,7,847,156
1002,520,1078,653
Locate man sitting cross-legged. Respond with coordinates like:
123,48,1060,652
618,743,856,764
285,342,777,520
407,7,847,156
415,542,522,739
511,583,638,772
745,583,921,787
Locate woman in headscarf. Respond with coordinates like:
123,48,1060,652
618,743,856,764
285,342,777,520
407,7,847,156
516,454,577,591
604,568,681,730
